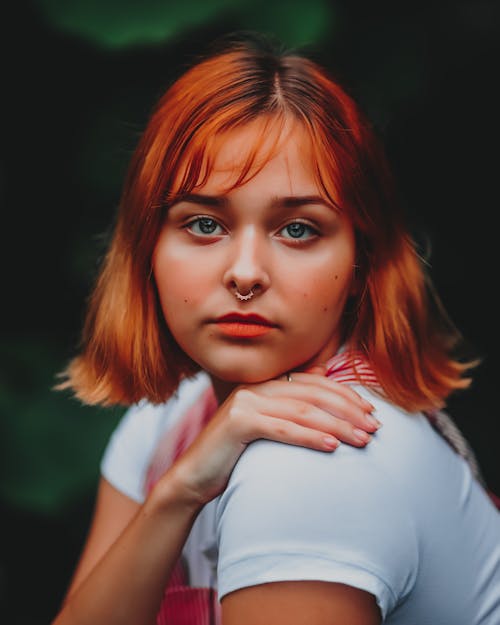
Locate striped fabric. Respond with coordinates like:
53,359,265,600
146,386,222,625
145,386,219,495
148,350,498,624
324,349,380,386
155,581,218,625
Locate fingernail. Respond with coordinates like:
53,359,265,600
323,436,339,449
365,414,381,429
354,428,371,444
363,401,375,412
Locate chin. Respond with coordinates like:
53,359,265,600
207,361,285,384
219,370,279,384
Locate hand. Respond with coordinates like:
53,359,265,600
161,365,379,507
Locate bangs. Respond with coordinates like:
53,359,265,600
164,113,311,203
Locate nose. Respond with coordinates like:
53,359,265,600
223,227,271,297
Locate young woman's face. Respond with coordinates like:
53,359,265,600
153,121,356,385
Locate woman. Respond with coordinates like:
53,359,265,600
53,34,499,624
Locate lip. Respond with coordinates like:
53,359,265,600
213,313,277,338
215,313,276,326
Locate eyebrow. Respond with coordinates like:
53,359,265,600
179,194,226,207
178,193,332,209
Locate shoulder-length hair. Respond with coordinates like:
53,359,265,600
58,35,475,411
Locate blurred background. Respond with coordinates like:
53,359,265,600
2,0,499,622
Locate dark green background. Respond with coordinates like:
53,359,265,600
2,1,499,622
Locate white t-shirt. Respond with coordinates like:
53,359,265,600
101,373,500,623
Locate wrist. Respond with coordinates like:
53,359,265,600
148,466,208,515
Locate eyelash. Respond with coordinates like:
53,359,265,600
184,216,319,242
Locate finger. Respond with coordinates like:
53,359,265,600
256,379,379,433
281,372,376,414
250,395,373,448
305,386,379,433
249,412,340,452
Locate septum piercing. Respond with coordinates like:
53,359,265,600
234,289,254,301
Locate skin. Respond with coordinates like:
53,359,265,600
153,120,357,397
52,120,380,625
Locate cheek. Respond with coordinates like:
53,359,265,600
153,241,204,308
155,265,197,312
295,232,356,307
302,266,354,311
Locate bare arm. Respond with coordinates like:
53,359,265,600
63,478,141,598
52,473,203,625
221,581,381,625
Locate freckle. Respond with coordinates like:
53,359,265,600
184,298,188,303
334,275,338,280
323,306,328,312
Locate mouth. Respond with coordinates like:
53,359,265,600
213,313,277,338
215,313,276,326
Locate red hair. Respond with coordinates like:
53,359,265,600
58,36,475,411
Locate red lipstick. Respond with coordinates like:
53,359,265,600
214,313,276,338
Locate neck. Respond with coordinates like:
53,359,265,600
209,376,239,405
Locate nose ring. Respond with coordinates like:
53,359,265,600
234,289,254,301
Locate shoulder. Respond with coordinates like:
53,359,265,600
219,386,438,516
216,386,499,620
215,388,433,617
100,372,210,502
219,385,460,514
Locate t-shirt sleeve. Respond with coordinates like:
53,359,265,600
100,401,170,502
100,372,211,503
215,437,419,619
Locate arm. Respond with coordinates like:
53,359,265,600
222,581,381,625
216,402,420,622
63,478,141,598
53,472,203,625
